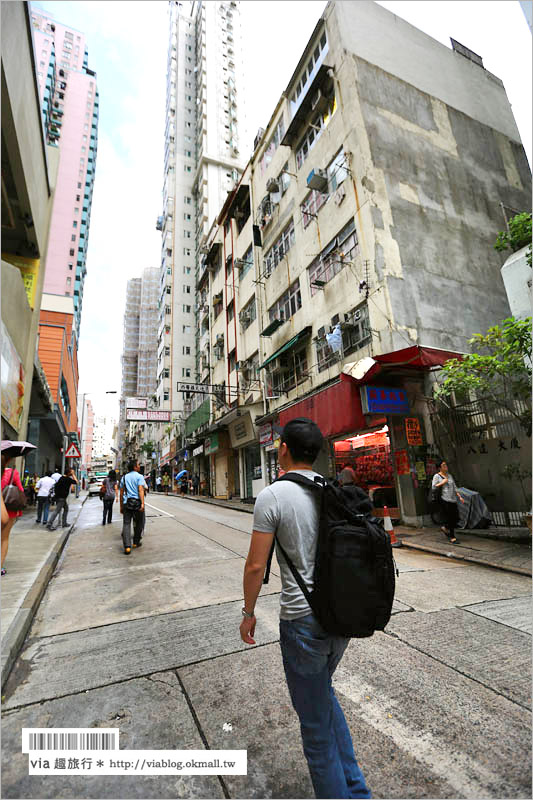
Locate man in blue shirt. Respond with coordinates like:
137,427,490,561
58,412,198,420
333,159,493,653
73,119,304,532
119,460,145,554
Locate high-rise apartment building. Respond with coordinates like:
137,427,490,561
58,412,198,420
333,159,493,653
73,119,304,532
31,9,99,339
155,0,247,440
117,270,159,465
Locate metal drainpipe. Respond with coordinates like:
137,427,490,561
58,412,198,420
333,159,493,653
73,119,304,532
223,224,230,407
230,218,239,402
249,163,267,417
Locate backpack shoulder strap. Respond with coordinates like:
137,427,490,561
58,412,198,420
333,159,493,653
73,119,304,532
275,472,325,489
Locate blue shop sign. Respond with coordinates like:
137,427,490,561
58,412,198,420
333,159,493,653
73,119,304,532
361,386,410,415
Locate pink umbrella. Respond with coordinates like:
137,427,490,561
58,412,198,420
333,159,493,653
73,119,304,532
1,440,37,458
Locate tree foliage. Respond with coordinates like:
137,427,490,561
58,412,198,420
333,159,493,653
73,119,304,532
139,441,155,456
494,211,532,267
434,317,532,432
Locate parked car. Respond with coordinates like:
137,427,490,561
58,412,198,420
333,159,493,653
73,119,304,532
88,478,103,497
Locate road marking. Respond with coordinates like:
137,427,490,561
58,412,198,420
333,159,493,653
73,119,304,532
145,502,175,518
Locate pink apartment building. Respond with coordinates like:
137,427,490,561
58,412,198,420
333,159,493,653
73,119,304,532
31,9,99,339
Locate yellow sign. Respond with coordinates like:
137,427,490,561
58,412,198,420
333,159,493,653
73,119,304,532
415,461,426,481
2,253,40,309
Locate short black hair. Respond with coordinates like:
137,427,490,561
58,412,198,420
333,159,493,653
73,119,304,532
108,469,117,480
127,460,137,473
280,417,323,465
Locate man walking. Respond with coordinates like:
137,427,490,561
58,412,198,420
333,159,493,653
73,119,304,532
35,472,55,525
119,460,145,554
46,468,78,530
239,418,371,799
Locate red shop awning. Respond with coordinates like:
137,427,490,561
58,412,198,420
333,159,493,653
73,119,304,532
343,345,463,385
278,375,369,438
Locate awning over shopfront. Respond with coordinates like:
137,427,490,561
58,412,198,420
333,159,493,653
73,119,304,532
342,345,463,385
278,374,369,438
259,326,312,370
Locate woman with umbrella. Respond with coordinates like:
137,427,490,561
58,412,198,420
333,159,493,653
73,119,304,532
1,441,35,575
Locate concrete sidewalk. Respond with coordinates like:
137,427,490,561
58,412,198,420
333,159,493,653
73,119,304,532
166,491,532,576
1,491,88,689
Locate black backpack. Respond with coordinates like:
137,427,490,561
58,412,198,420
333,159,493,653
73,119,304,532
264,473,397,638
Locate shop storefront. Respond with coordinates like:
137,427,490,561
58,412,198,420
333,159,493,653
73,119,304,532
259,422,281,485
228,412,262,500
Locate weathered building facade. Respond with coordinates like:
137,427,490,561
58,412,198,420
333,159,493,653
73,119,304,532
179,0,531,521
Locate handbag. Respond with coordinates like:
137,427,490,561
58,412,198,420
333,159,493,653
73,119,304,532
430,474,444,505
2,468,27,512
125,496,141,511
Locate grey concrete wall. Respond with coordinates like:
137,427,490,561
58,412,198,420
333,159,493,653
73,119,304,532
1,262,33,367
329,0,522,143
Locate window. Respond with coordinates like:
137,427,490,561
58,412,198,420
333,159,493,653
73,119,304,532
301,189,327,228
238,246,253,280
184,165,192,172
227,300,234,322
183,304,191,313
184,267,191,275
183,285,191,293
69,248,75,256
71,234,76,242
184,248,191,256
240,296,256,330
184,213,191,221
72,220,77,228
59,376,70,416
166,286,171,294
184,230,191,238
183,346,191,355
182,368,191,377
270,347,308,395
165,346,170,356
291,30,328,106
183,325,191,334
185,196,191,204
327,148,349,192
228,349,236,372
66,277,71,285
295,95,337,170
68,262,73,270
164,391,170,401
264,220,295,275
165,305,171,315
165,325,171,334
260,116,285,175
342,303,371,356
308,219,359,296
269,279,302,323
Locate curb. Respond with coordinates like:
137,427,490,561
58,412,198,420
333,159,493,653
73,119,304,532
164,492,254,514
1,495,88,691
399,539,532,577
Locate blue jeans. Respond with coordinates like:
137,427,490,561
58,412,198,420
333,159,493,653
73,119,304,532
36,497,50,523
279,614,371,799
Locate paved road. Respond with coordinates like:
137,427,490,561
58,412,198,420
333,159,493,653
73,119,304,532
2,494,531,798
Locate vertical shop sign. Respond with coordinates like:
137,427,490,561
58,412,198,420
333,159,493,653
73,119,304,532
258,423,273,446
405,417,423,446
415,461,426,481
2,253,40,309
394,449,410,475
1,321,25,431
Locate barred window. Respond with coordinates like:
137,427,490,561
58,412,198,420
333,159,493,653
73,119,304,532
264,220,295,276
269,278,301,323
238,246,253,280
239,296,256,330
308,219,358,296
260,116,285,175
295,94,337,170
271,347,308,394
301,189,327,228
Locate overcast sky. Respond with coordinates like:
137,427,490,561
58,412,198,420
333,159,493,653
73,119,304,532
30,0,532,421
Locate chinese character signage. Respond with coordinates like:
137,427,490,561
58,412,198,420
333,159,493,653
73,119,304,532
405,417,423,446
126,397,147,409
394,449,410,475
361,386,410,415
126,409,171,422
258,423,273,446
205,433,219,455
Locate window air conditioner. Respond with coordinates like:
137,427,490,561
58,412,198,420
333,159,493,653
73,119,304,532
266,178,279,193
307,168,329,193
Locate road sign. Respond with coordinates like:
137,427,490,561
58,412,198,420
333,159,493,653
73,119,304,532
65,442,81,458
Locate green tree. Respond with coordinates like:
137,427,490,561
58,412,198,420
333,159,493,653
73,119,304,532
494,211,532,267
139,441,155,456
434,317,532,433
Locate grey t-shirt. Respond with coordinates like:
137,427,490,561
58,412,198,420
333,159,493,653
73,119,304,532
253,469,321,620
432,472,458,503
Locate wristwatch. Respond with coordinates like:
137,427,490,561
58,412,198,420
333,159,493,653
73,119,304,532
241,607,255,618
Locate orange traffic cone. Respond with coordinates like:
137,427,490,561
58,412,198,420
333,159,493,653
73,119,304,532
383,506,402,548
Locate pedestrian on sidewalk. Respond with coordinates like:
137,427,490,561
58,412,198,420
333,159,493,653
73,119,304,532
51,466,62,483
336,466,373,516
192,473,200,495
119,460,145,554
239,418,371,800
432,460,465,544
46,468,78,530
156,475,162,493
1,452,25,576
162,472,170,495
35,471,55,525
101,469,119,526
